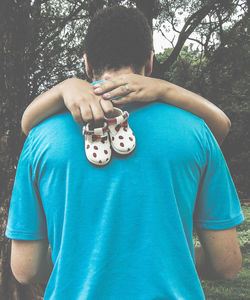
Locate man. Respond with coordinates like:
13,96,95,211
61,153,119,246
6,6,244,300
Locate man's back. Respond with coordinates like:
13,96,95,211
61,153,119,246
6,103,243,299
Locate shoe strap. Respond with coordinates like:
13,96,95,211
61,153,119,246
93,135,108,142
83,123,109,136
106,111,129,126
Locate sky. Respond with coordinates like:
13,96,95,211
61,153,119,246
152,18,199,54
153,30,170,54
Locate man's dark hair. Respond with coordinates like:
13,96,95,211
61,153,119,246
84,6,153,77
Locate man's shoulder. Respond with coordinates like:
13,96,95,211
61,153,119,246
22,112,85,167
27,112,83,155
30,112,74,131
128,102,205,132
29,112,81,139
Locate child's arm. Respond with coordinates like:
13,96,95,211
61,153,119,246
22,76,230,145
95,74,231,145
22,85,64,135
21,78,113,135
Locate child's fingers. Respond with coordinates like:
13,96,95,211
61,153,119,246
80,106,93,123
71,106,84,124
102,85,132,100
111,94,133,105
90,101,105,127
94,77,127,95
100,99,114,115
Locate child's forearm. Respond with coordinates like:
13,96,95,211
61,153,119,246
21,84,64,135
158,80,231,145
95,75,231,144
21,78,110,135
22,75,231,144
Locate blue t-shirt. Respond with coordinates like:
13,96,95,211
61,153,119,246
6,102,244,300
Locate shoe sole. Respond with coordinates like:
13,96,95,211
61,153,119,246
111,143,136,155
87,157,111,167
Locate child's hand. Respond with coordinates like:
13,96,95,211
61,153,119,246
60,78,114,127
94,74,163,105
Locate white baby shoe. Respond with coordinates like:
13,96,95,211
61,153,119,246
83,123,111,166
105,108,136,155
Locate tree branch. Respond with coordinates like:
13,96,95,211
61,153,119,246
37,2,88,48
159,28,175,47
158,0,219,73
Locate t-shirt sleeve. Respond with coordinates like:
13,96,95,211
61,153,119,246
5,136,47,240
193,123,244,230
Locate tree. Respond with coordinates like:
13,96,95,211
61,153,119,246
1,0,249,298
0,1,46,298
202,7,250,199
152,0,248,76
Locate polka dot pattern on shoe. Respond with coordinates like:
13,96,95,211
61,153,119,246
83,122,111,166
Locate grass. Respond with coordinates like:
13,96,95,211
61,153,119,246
202,205,250,300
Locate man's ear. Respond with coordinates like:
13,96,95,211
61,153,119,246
84,54,94,80
144,51,154,77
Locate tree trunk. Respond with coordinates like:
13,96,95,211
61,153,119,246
0,1,44,299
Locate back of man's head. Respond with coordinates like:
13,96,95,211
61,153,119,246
84,6,153,78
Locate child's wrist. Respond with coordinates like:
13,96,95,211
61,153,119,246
56,80,68,103
157,79,171,102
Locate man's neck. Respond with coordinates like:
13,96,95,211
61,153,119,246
93,67,144,82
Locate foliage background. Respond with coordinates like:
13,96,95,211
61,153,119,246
0,0,249,298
